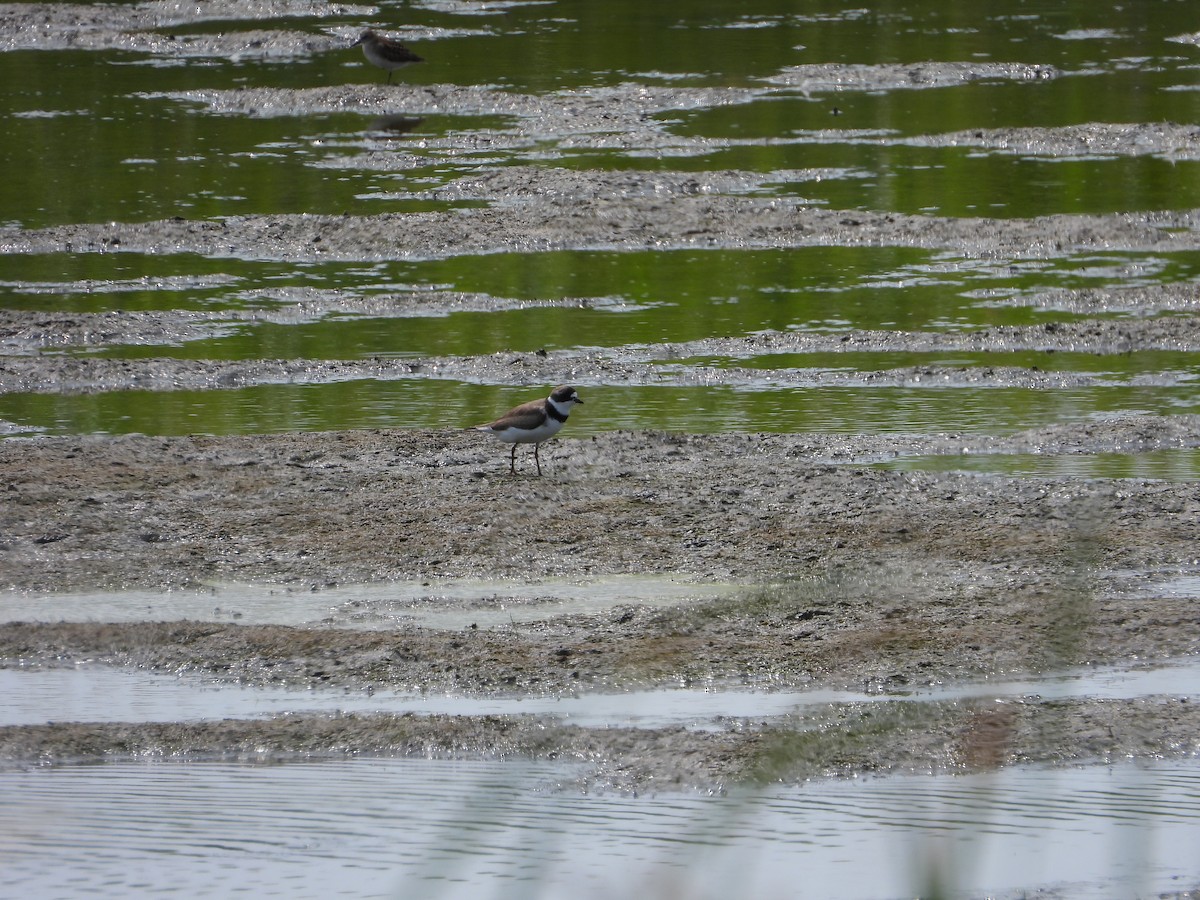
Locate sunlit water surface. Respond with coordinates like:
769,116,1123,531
2,757,1198,900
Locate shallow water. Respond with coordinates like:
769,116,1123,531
0,574,736,629
4,656,1200,730
2,756,1198,899
880,446,1200,480
4,8,1200,897
3,0,1200,455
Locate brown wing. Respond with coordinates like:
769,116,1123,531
482,399,549,431
380,42,423,64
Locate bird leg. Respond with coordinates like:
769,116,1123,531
509,443,518,475
533,443,542,476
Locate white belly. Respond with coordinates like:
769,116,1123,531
491,418,564,444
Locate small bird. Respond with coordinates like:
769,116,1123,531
352,30,424,84
475,386,584,476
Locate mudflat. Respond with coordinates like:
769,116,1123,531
3,3,1200,792
2,417,1199,789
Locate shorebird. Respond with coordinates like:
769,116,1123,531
352,30,424,84
475,386,584,476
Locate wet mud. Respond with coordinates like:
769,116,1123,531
3,2,1200,794
4,314,1200,394
6,198,1200,263
3,697,1199,793
3,425,1200,787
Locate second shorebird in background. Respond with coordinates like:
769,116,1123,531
475,386,584,476
352,30,424,84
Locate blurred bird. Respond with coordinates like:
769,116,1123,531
352,30,424,84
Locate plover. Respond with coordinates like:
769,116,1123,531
352,30,424,84
475,385,584,476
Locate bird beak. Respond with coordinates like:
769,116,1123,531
575,397,584,404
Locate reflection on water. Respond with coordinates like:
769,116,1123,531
4,380,1200,439
2,2,1200,450
880,447,1200,481
0,575,736,630
3,657,1200,730
1,757,1197,899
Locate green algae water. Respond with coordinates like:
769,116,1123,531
2,0,1200,468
